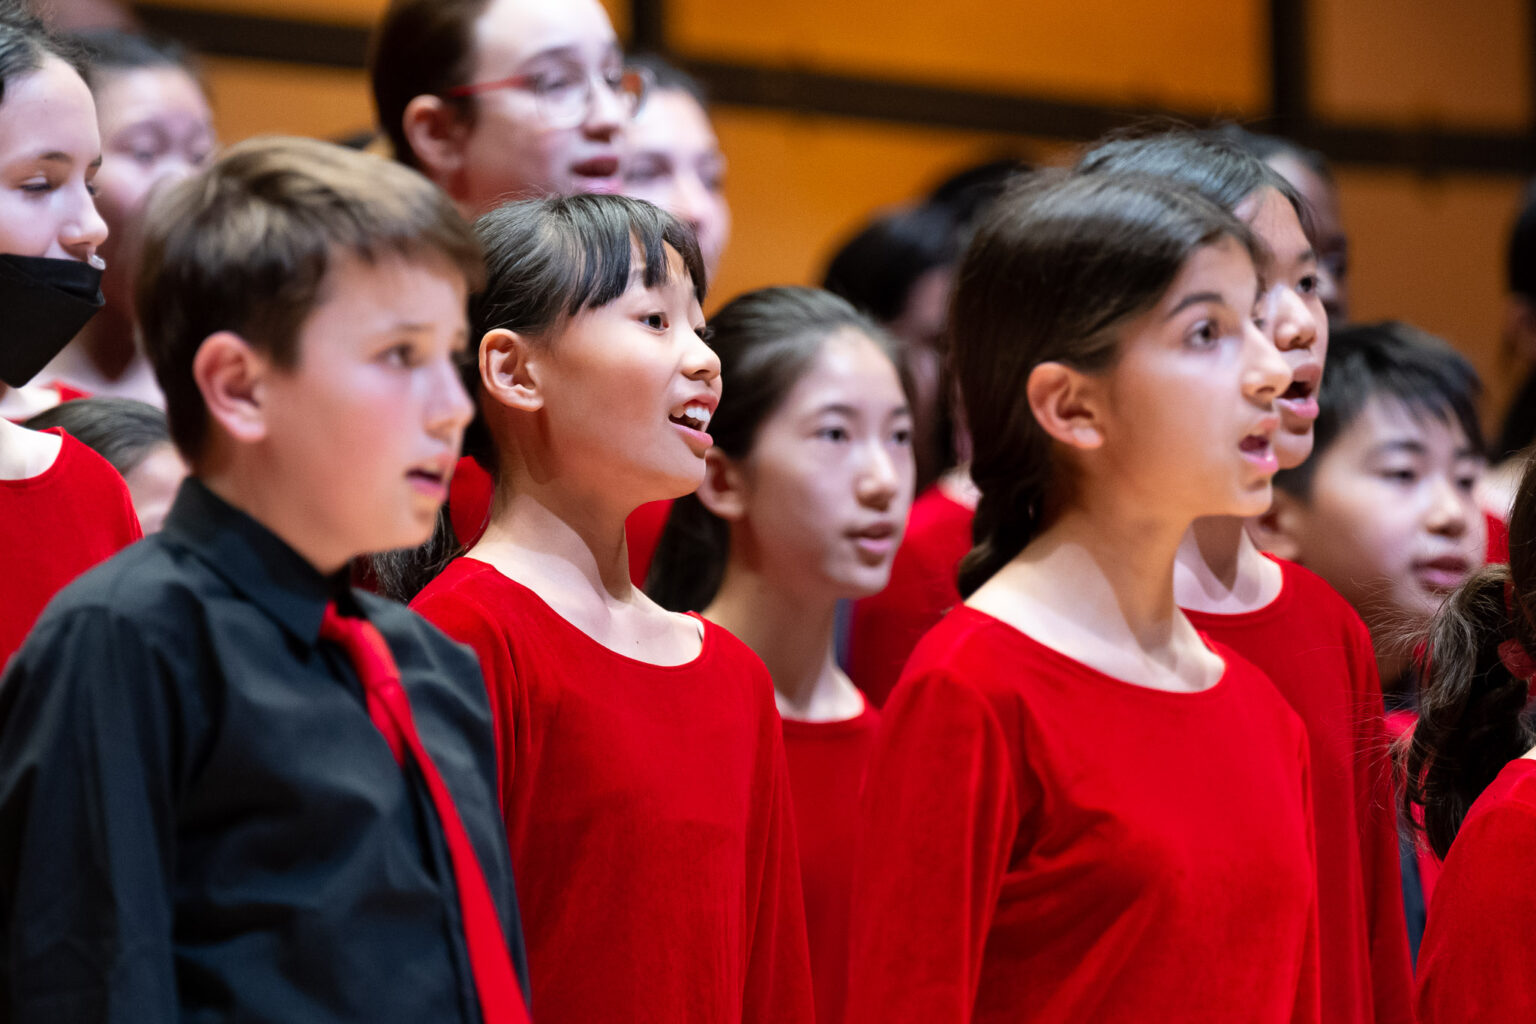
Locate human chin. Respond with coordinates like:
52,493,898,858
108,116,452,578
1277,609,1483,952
1273,427,1315,472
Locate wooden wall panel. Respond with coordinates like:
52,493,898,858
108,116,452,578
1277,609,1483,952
201,57,373,142
1310,0,1532,130
1338,168,1529,418
670,0,1267,116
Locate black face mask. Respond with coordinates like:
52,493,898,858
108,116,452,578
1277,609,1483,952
0,253,104,388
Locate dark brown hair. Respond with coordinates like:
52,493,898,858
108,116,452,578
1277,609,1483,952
136,135,484,461
374,194,705,601
646,285,901,612
954,170,1258,598
369,0,489,169
1404,457,1536,858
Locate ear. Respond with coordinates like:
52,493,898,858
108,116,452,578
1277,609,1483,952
1026,361,1104,450
1246,490,1306,563
1504,295,1536,361
480,327,544,412
401,94,469,184
696,448,749,522
192,330,269,445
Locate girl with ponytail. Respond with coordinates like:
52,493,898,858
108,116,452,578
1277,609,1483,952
389,194,813,1023
648,285,914,1024
1404,457,1536,1020
846,171,1321,1023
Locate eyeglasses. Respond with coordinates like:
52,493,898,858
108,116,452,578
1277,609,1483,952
445,64,651,129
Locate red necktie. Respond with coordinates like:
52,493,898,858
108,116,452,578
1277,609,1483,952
321,604,531,1024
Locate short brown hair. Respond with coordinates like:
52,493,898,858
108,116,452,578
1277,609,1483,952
137,135,483,461
369,0,490,168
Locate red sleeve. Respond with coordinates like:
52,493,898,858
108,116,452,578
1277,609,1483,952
1346,617,1416,1023
411,588,518,809
1415,799,1536,1021
1294,728,1323,1024
846,669,1020,1023
743,719,817,1024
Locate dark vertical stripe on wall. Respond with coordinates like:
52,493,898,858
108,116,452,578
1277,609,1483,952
630,0,668,55
1268,0,1310,134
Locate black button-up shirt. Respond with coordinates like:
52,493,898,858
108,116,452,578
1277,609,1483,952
0,478,529,1022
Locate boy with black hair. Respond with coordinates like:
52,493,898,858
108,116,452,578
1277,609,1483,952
1256,319,1488,960
0,136,531,1023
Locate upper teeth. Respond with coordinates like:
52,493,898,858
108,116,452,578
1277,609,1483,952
682,404,711,426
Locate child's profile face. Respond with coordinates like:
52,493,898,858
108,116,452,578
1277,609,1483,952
531,243,718,508
92,65,214,315
1237,185,1328,471
622,88,730,281
1279,396,1486,639
454,0,627,214
259,253,473,566
0,55,108,262
1265,152,1349,321
1092,236,1292,523
730,330,914,600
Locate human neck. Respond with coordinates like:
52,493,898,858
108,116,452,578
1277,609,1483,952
73,312,140,382
201,461,352,576
1172,515,1283,614
971,492,1221,691
471,470,635,602
705,562,863,723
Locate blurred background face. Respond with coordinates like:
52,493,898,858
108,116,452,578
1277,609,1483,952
91,64,214,317
732,330,915,600
124,440,187,533
623,86,731,281
454,0,629,213
1265,151,1349,322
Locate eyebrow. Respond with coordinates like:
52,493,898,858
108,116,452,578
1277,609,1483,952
1164,291,1226,319
814,402,913,418
1370,438,1428,457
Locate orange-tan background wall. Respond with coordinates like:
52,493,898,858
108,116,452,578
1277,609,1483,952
138,0,1535,421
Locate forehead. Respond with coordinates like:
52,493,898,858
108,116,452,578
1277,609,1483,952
95,65,211,129
777,329,905,411
1236,186,1310,267
629,89,718,154
300,251,468,344
1338,394,1475,456
0,56,100,157
472,0,618,70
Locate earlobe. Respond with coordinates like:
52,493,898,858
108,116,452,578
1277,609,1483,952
480,328,544,412
1247,492,1305,562
193,331,268,444
401,94,467,183
1027,362,1104,450
696,449,748,522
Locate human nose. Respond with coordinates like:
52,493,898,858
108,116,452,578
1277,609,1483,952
1241,319,1292,402
428,353,476,441
680,325,721,385
856,437,905,511
60,184,108,261
582,70,627,138
1264,284,1318,353
1425,473,1474,538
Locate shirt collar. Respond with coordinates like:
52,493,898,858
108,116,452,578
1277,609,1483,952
161,477,357,645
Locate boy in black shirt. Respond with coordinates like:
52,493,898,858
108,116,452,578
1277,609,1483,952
0,136,531,1023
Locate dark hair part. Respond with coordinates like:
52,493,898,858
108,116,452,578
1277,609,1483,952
1274,321,1484,500
369,0,490,169
373,193,706,602
1077,126,1312,241
822,202,965,325
23,396,170,475
1213,123,1335,184
65,27,196,93
954,170,1258,598
136,134,484,462
0,0,85,104
646,286,899,612
927,157,1031,228
626,53,707,106
1404,454,1536,857
23,396,172,475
